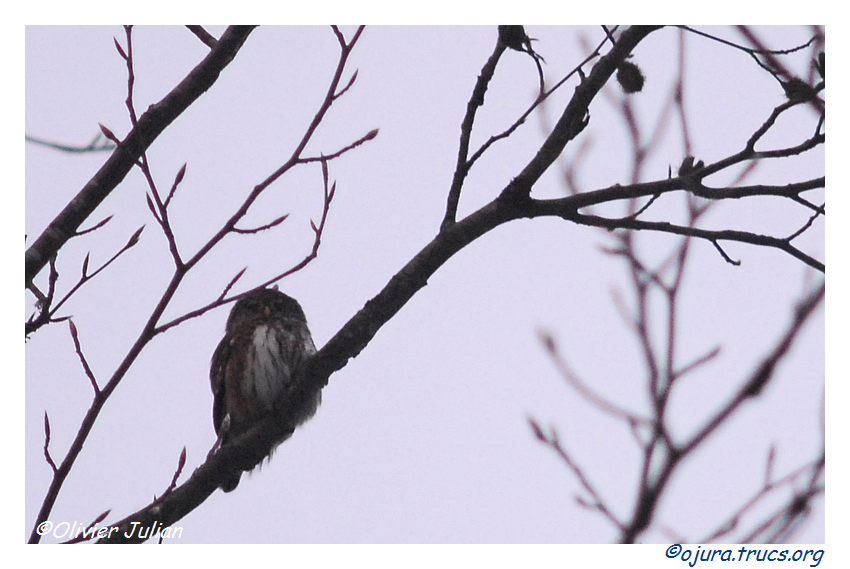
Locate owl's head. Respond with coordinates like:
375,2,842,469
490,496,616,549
225,288,307,331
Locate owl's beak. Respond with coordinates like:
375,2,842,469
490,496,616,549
264,306,271,317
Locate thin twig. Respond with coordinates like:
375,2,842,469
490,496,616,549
538,329,652,428
528,419,625,530
68,320,100,396
43,412,57,474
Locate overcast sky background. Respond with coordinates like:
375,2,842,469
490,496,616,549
24,25,825,545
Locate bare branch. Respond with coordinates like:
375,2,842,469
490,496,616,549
98,390,329,543
335,68,358,99
528,419,625,531
440,40,505,230
26,226,145,338
671,345,721,380
120,26,139,127
186,25,217,48
692,177,824,203
164,163,187,208
678,25,817,58
765,444,777,488
74,215,114,237
25,26,257,286
25,133,116,153
68,320,100,396
703,451,824,543
43,412,57,474
164,447,187,497
711,239,742,266
298,128,378,164
139,155,183,267
736,26,824,115
232,214,289,235
679,283,825,457
442,27,634,231
538,329,653,428
787,207,825,241
62,509,112,544
500,27,663,202
217,268,248,303
566,212,823,272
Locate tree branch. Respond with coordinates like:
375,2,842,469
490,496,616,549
25,26,257,286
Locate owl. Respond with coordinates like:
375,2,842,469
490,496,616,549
210,287,320,491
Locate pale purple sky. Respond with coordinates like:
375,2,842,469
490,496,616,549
24,25,825,547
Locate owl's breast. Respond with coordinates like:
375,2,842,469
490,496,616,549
242,324,293,410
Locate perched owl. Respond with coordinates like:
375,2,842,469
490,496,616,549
210,287,319,491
